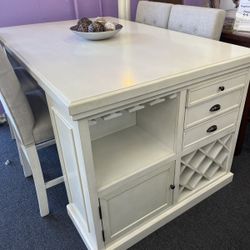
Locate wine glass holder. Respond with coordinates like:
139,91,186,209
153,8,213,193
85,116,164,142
179,134,233,199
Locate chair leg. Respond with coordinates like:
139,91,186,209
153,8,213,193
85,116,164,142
7,117,15,140
15,134,33,177
24,145,49,217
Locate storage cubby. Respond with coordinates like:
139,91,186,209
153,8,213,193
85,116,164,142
89,93,179,192
179,134,233,201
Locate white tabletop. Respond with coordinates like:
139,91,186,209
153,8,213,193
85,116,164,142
0,18,250,116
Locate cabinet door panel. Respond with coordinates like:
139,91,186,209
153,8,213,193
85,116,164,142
100,162,175,243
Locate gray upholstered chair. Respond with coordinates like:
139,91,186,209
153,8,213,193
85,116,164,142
7,51,39,93
136,1,172,28
0,44,63,217
168,5,226,40
15,67,40,93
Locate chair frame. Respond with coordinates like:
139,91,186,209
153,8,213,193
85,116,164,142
0,93,64,217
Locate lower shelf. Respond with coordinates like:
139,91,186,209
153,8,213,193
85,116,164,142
92,125,174,192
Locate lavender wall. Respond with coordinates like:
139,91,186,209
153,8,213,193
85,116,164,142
0,0,206,28
0,0,76,27
0,0,141,28
184,0,207,6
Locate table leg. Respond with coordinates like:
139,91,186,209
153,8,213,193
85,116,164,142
235,84,250,155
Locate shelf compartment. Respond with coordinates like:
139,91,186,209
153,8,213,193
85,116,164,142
180,163,186,175
90,93,179,193
186,173,203,190
204,162,220,180
92,126,175,192
188,151,206,170
215,148,228,166
179,168,195,187
201,141,216,154
207,142,224,159
182,150,197,165
198,157,213,174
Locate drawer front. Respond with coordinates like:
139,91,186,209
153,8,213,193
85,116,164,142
188,74,246,106
183,109,239,148
99,162,175,243
185,88,243,128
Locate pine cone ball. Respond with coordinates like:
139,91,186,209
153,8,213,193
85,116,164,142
95,17,106,25
78,17,92,26
104,22,116,31
115,23,123,30
78,22,89,32
88,23,95,32
88,22,105,32
95,22,105,32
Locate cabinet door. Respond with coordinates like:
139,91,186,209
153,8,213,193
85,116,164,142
99,162,175,243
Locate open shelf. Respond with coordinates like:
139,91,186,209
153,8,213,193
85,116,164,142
92,126,174,191
89,93,179,193
179,133,233,201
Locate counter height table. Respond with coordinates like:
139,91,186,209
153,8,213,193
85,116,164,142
1,18,250,250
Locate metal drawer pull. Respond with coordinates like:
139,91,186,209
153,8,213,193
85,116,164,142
103,112,123,121
209,104,221,112
207,125,217,133
149,98,166,106
128,105,145,113
218,86,225,91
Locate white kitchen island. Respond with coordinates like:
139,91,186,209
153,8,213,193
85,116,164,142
0,18,250,250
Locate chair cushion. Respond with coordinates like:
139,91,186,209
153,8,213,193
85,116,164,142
14,68,39,93
136,1,172,28
168,5,226,40
26,90,54,144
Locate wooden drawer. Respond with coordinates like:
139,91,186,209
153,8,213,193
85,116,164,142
99,161,175,243
185,88,243,128
183,109,239,148
187,74,246,106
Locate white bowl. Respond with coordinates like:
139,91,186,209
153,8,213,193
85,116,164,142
70,26,123,41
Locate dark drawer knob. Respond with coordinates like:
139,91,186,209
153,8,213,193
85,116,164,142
207,125,217,133
170,184,175,190
209,104,221,112
218,86,225,91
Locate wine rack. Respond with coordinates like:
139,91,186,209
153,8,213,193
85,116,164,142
179,134,233,201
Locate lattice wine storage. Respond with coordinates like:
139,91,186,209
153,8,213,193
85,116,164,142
179,134,233,201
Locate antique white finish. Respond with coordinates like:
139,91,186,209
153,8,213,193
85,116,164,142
0,18,250,250
118,0,131,20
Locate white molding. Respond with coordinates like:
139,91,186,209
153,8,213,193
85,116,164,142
118,0,131,20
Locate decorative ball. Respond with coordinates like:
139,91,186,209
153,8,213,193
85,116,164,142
78,17,92,26
95,17,106,24
88,22,105,32
104,22,116,31
115,23,123,30
76,17,92,32
78,22,89,32
70,25,79,31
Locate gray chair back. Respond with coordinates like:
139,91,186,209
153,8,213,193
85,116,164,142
136,1,172,28
0,44,35,146
168,5,226,40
